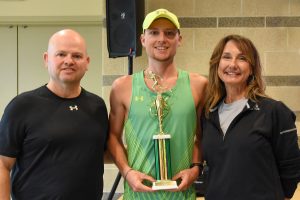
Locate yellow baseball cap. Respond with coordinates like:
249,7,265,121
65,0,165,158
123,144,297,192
142,8,180,31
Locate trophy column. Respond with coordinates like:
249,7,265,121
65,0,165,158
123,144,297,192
152,94,178,190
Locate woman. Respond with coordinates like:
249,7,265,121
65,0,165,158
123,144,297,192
201,34,300,200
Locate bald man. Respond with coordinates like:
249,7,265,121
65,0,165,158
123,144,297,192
0,29,108,200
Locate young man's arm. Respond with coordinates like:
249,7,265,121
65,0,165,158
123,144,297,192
107,76,131,176
0,155,16,200
107,75,155,192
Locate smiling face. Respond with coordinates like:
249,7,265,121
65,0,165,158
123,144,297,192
43,30,90,88
140,18,182,63
218,40,252,91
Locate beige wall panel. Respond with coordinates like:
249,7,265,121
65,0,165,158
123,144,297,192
146,0,163,12
195,0,241,17
0,0,102,16
266,86,300,111
287,28,300,50
290,0,300,16
194,28,242,52
175,52,210,75
146,0,195,15
265,52,300,75
0,26,18,116
103,55,127,75
132,52,148,73
242,0,289,16
17,26,51,93
103,55,146,76
241,28,288,52
178,29,195,53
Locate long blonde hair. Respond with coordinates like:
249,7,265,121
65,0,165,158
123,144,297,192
205,34,267,117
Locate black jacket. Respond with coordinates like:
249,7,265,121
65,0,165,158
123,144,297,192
201,97,300,200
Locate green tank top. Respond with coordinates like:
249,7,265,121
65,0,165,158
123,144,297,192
124,69,197,200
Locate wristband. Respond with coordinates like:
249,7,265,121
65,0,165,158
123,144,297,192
124,168,133,180
190,162,204,172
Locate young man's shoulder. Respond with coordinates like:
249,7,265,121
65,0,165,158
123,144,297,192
112,75,132,89
188,72,208,86
110,75,133,100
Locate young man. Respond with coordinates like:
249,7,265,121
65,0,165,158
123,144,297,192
108,9,208,199
0,29,108,200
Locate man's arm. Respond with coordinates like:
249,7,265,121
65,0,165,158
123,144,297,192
107,76,154,192
0,155,16,200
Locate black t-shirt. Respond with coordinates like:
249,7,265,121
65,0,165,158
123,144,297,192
0,86,109,200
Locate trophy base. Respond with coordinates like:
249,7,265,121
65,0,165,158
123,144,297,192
152,180,178,190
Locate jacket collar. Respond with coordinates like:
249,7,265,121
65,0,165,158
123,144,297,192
207,97,262,128
209,98,261,114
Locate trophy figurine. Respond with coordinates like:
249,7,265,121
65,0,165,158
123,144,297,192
152,93,178,190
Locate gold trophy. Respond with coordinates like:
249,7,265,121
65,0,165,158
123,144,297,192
146,70,178,190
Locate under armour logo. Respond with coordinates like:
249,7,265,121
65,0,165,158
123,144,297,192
253,104,260,110
250,104,260,111
134,96,144,102
120,12,126,20
69,105,78,111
